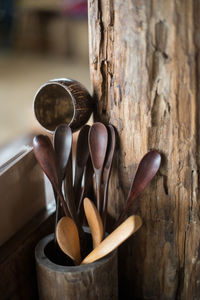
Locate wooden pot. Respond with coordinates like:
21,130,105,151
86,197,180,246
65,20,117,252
35,232,118,300
33,78,94,133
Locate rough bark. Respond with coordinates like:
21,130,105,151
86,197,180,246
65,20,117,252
88,1,200,299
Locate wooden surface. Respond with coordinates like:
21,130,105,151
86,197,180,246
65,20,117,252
34,79,94,133
88,1,200,299
0,147,46,246
0,207,55,300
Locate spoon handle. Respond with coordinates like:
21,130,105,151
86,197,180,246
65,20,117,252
102,181,109,231
57,188,71,217
74,165,84,209
53,189,64,243
77,157,94,223
96,171,102,215
64,153,86,252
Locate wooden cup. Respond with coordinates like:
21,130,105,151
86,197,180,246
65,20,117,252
35,231,118,300
33,78,94,133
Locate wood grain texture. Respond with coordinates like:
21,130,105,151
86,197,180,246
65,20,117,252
35,233,118,300
0,208,55,300
34,79,94,133
88,0,200,299
0,148,46,246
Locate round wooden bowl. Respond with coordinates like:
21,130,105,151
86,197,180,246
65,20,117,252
35,232,118,300
33,78,94,133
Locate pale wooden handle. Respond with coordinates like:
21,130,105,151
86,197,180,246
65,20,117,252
81,215,142,264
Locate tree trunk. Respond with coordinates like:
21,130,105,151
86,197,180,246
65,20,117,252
88,1,200,299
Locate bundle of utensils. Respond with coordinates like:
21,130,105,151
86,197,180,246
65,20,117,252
33,122,161,265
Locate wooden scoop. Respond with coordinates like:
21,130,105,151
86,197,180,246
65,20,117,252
84,198,103,249
81,215,142,265
56,216,81,265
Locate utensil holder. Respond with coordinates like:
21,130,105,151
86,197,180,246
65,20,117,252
35,230,118,300
33,78,94,133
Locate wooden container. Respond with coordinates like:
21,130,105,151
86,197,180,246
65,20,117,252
35,232,118,300
33,78,94,133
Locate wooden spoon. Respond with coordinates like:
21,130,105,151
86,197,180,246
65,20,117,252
53,125,72,233
56,216,81,265
83,198,103,249
54,124,72,184
81,215,142,264
88,122,108,214
102,125,116,231
74,125,90,209
115,150,161,228
54,126,79,227
33,135,70,217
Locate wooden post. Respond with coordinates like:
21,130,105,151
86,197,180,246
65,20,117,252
88,1,200,299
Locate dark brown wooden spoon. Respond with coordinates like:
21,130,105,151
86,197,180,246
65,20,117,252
88,122,108,214
102,125,116,231
33,135,70,217
114,150,161,228
74,125,90,209
54,124,72,184
53,125,72,235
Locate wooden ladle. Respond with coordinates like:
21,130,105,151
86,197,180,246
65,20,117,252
88,122,108,214
81,215,142,264
115,150,161,228
83,198,103,249
33,135,70,217
56,216,81,265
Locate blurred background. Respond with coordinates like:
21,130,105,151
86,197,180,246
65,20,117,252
0,0,90,151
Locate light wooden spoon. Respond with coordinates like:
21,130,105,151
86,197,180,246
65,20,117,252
84,198,103,249
56,216,81,265
81,215,142,265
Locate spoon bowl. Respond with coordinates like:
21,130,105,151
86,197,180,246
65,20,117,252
33,134,70,217
115,150,161,227
56,216,81,265
84,198,103,249
54,124,72,183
